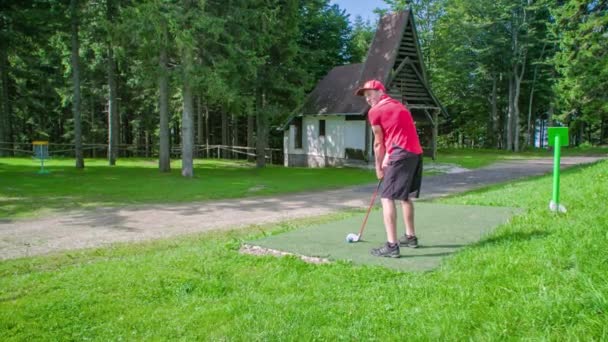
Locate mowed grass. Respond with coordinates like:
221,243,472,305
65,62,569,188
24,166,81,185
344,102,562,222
434,146,608,169
4,147,606,218
1,161,607,340
0,158,375,219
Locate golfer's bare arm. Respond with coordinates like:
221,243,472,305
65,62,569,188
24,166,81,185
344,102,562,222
372,125,385,177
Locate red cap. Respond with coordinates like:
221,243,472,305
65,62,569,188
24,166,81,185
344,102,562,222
355,79,386,96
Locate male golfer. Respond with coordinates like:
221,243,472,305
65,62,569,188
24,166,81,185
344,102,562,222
356,80,423,258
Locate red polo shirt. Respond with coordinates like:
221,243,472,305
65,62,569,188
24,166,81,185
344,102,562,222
368,95,423,156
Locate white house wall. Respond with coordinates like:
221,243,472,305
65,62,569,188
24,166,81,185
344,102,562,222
343,120,366,150
304,116,344,159
285,116,352,167
284,116,371,167
324,117,345,158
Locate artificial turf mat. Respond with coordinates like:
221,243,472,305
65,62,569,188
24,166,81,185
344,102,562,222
246,203,521,271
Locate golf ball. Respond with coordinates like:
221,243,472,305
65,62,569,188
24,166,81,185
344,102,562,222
346,233,357,243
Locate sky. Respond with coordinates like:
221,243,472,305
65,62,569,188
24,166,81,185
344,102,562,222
330,0,390,24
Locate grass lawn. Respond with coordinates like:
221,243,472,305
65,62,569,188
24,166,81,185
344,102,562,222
433,146,608,169
1,160,606,340
0,158,376,219
3,147,606,219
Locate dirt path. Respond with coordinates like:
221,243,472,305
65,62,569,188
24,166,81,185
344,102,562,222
0,156,603,260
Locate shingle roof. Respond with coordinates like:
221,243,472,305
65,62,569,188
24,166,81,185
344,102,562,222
300,63,367,115
283,9,446,129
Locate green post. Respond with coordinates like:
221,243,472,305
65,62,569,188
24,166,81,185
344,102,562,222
547,127,568,213
552,135,561,206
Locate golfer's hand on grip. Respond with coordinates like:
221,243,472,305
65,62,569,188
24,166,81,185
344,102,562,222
375,166,384,180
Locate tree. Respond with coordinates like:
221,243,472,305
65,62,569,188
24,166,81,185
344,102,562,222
106,0,119,165
158,35,170,172
254,0,307,168
70,0,84,168
551,0,608,145
176,0,197,178
419,0,557,149
346,16,374,63
120,0,175,171
385,0,448,78
0,4,12,156
298,0,352,84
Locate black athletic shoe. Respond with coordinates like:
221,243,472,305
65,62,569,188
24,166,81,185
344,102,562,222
399,235,419,248
370,242,400,258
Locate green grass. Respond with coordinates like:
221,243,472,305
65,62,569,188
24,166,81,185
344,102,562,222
0,158,376,219
1,160,607,340
0,148,547,219
4,147,605,219
433,146,608,169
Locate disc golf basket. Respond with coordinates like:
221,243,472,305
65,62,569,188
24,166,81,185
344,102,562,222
32,141,50,174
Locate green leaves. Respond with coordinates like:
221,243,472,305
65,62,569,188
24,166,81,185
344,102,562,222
551,0,608,131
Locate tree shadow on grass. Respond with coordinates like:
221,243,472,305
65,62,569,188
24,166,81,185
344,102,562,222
395,231,550,261
398,244,466,259
473,230,551,248
417,244,466,249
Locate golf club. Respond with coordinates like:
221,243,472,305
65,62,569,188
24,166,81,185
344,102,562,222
346,178,382,243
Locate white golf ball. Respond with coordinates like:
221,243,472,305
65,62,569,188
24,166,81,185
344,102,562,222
346,233,358,243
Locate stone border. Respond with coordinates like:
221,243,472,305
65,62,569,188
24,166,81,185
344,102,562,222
240,244,331,265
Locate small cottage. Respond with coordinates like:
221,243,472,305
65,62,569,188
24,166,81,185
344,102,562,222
282,10,447,167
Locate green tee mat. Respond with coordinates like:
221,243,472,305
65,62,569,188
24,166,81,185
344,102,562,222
246,203,521,272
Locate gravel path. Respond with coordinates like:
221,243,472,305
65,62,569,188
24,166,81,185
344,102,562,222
0,156,603,260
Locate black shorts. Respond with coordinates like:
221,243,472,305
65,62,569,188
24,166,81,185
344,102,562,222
381,151,422,201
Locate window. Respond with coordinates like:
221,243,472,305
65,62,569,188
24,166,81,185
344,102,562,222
293,117,303,149
319,119,326,137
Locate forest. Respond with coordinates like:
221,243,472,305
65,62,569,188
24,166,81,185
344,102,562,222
0,0,606,174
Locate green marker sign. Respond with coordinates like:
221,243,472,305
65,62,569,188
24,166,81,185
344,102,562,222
547,127,568,213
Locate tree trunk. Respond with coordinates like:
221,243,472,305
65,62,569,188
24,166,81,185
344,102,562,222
121,109,129,156
601,117,607,145
507,75,514,151
513,64,525,153
547,103,554,127
144,130,150,157
256,92,267,168
204,105,209,157
107,0,119,165
526,84,536,148
247,114,254,162
197,96,203,147
488,73,498,148
232,113,238,156
513,75,521,152
221,111,228,158
158,45,170,172
526,44,545,148
90,100,95,158
0,39,11,156
511,3,528,152
71,0,84,168
181,79,194,177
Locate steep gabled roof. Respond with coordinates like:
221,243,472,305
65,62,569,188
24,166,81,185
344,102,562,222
358,10,409,85
383,12,445,113
300,63,367,116
282,9,446,130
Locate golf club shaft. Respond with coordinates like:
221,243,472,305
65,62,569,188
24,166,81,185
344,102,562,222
357,179,382,239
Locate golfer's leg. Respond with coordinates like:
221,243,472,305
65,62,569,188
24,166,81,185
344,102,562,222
381,198,398,243
401,199,416,237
